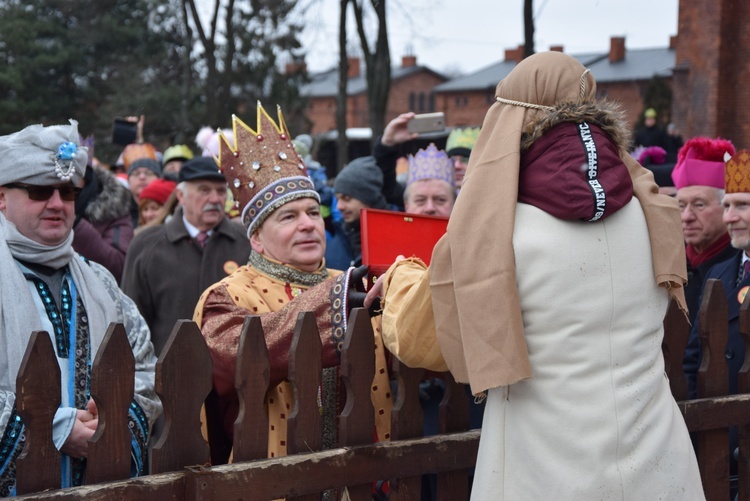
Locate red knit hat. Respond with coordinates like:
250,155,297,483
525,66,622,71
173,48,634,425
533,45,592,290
139,178,176,205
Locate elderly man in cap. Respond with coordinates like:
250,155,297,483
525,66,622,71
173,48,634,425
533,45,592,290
672,137,737,326
0,120,161,493
193,104,391,464
122,156,250,356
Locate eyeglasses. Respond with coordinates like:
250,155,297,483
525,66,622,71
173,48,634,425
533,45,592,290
3,183,82,202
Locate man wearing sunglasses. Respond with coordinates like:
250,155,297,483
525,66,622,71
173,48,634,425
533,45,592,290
0,120,161,494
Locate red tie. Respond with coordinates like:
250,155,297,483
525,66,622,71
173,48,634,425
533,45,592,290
196,231,209,248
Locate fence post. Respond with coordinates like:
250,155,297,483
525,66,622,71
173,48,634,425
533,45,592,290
150,320,212,473
737,293,750,500
697,279,730,500
389,358,425,500
662,299,690,401
339,308,376,500
86,323,134,485
15,332,62,495
435,372,471,501
287,312,323,501
232,315,270,463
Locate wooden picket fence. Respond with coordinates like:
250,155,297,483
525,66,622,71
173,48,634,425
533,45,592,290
10,278,750,500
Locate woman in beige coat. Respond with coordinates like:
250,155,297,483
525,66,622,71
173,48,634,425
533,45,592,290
370,52,704,500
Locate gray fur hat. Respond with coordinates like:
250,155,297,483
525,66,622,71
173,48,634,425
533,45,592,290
333,156,387,209
0,119,88,186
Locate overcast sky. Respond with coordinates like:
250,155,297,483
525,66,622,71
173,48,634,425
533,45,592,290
293,0,679,75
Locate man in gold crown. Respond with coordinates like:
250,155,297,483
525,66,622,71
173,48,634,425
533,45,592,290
684,149,750,494
193,103,392,463
445,126,480,190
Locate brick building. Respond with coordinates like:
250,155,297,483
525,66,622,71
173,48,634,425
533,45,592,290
432,39,676,132
672,0,750,148
302,55,447,135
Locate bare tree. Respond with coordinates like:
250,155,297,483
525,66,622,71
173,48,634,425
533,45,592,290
523,0,535,58
350,0,391,139
336,0,350,173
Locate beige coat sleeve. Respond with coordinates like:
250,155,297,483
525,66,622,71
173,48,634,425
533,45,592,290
381,258,448,372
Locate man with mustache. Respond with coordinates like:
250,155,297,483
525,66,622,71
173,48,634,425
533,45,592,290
122,156,250,355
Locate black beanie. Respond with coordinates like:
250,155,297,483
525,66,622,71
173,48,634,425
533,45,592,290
333,156,387,209
127,158,161,178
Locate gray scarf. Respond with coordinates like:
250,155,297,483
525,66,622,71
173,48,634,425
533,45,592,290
0,212,114,391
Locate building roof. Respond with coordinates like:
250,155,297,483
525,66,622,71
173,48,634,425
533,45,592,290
587,47,676,82
303,64,446,98
433,47,675,93
434,52,607,93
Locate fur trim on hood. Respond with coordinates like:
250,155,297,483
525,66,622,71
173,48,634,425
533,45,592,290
85,167,133,223
521,99,632,153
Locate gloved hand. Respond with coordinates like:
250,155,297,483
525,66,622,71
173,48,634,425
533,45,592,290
347,265,381,317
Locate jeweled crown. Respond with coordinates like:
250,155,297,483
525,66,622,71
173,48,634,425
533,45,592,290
407,143,455,187
726,149,750,194
218,103,319,236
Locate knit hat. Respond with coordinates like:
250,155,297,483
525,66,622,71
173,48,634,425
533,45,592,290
0,119,87,185
334,156,387,209
407,143,455,187
725,149,750,194
445,127,480,158
671,137,734,190
644,108,657,119
217,103,319,237
139,178,177,205
128,158,161,178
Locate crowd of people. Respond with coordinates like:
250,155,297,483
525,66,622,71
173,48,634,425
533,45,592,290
2,50,748,499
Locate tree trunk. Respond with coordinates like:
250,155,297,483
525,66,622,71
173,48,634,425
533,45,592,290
352,0,391,141
335,0,349,174
523,0,534,58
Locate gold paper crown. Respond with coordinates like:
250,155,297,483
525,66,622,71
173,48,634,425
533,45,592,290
218,103,319,236
407,143,455,187
445,127,480,156
725,149,750,194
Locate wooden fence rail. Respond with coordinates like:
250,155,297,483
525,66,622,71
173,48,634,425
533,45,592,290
11,278,750,500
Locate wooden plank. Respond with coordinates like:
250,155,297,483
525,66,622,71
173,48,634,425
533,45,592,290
389,359,425,500
436,373,470,501
287,312,323,501
86,323,134,485
737,293,750,500
696,280,730,501
15,332,62,495
339,309,376,500
183,430,480,500
15,470,185,500
679,394,750,430
150,320,212,473
232,316,270,463
662,298,690,401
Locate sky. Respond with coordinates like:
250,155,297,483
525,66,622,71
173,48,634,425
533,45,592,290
293,0,679,76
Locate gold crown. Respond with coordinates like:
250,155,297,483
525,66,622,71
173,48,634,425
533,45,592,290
726,149,750,194
218,103,319,236
445,127,480,156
